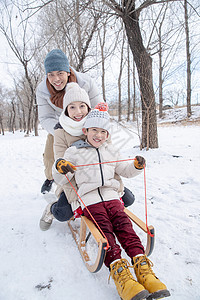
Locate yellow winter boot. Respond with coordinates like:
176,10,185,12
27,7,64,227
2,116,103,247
132,255,170,299
110,258,149,300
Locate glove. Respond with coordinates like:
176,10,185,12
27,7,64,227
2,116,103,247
94,102,109,111
56,159,77,174
73,206,83,219
134,156,146,169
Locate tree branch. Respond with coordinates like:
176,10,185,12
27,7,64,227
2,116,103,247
136,0,182,16
102,0,123,16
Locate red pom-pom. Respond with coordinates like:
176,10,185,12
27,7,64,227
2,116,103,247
94,102,108,112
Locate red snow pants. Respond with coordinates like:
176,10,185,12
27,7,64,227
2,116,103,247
83,199,145,268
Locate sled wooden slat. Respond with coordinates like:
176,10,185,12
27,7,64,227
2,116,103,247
124,208,155,257
68,208,155,273
68,216,107,273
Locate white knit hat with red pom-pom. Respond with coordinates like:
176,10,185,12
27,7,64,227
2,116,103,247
83,107,110,133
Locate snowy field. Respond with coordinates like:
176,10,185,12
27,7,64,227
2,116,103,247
0,113,200,300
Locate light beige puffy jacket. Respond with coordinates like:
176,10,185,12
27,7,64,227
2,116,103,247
53,139,142,209
53,126,124,210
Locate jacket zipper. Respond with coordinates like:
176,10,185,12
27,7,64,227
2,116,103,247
96,148,104,201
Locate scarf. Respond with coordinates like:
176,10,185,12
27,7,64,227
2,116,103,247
59,113,87,136
46,68,77,109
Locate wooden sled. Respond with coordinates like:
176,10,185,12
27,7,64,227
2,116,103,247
68,208,155,273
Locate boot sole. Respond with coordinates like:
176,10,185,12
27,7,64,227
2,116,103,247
147,289,170,300
130,289,150,300
39,220,52,231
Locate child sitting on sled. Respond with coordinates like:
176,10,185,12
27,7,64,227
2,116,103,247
52,108,170,300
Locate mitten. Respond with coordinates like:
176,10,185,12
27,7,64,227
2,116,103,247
56,159,77,174
94,102,109,111
73,206,83,219
134,156,146,169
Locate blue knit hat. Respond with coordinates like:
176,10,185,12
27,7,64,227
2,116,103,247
44,49,70,74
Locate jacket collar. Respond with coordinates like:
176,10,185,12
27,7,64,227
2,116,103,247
71,139,93,149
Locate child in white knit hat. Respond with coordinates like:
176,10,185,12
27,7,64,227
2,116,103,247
53,107,170,300
40,82,92,230
58,82,91,136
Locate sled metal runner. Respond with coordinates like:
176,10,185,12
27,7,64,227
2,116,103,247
68,208,155,273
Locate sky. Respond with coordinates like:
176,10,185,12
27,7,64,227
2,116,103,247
0,106,200,300
0,34,22,88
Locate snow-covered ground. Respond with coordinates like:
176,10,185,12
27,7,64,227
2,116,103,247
157,105,200,124
0,110,200,300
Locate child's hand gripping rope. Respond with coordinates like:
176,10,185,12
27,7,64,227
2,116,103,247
56,159,82,219
56,159,77,174
134,156,146,170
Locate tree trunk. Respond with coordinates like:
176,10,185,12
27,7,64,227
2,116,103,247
21,104,26,132
127,43,131,122
184,0,191,117
123,13,158,149
24,64,35,135
118,32,125,122
34,98,39,136
17,103,22,131
11,100,16,133
158,26,163,118
26,98,33,135
75,0,82,66
0,118,4,135
132,60,136,122
76,14,100,72
98,23,106,102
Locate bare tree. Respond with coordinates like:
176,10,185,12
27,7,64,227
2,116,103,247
132,60,137,122
13,79,27,132
37,0,102,72
184,0,192,117
0,85,5,135
97,19,107,101
0,1,40,135
153,1,199,115
97,13,123,102
10,98,16,133
85,1,156,148
101,0,194,148
156,5,168,118
118,30,126,122
147,3,185,110
127,43,131,121
0,116,4,135
100,1,160,149
16,102,22,131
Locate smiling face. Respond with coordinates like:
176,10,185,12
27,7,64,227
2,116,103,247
47,70,70,91
82,127,108,148
67,101,89,121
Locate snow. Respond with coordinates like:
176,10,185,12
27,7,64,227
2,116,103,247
0,111,200,300
157,105,200,123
